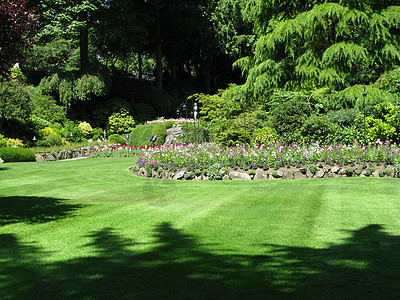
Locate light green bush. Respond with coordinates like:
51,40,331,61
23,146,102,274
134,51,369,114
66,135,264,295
107,109,136,135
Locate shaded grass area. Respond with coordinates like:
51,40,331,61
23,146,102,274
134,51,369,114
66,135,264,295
1,158,400,299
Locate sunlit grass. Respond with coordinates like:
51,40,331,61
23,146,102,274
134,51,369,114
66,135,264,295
1,158,400,298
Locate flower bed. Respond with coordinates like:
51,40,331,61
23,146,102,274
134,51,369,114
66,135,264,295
132,141,400,180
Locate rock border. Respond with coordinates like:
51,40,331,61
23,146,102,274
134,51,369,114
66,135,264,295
132,163,398,180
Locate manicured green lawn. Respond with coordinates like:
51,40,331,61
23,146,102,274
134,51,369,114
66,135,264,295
1,158,400,299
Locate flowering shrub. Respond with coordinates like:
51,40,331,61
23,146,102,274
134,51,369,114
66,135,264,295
136,140,400,173
89,144,148,158
144,118,195,125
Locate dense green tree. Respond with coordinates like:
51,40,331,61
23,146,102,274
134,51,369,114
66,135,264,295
236,1,400,96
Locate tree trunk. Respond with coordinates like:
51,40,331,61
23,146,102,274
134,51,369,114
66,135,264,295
204,55,211,93
79,11,89,71
155,5,162,90
171,48,177,80
138,52,143,81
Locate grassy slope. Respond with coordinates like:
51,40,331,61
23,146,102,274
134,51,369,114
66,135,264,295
1,158,400,299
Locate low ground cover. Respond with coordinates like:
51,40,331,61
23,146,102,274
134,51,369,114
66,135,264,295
1,158,400,298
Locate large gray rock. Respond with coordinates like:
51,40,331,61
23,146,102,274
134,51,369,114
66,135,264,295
254,169,266,180
229,171,251,180
331,166,340,174
222,175,230,180
293,171,307,179
316,170,325,178
0,157,3,163
165,125,184,145
35,154,44,162
174,170,186,180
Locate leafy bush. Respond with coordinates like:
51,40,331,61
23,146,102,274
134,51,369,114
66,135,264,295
0,147,35,162
108,134,126,144
252,126,279,145
206,163,222,180
327,108,360,128
270,98,311,144
107,109,136,135
345,168,354,177
377,68,400,95
38,127,63,146
78,121,93,138
92,127,104,141
5,138,24,147
300,115,337,144
309,164,317,174
30,90,66,124
0,134,6,147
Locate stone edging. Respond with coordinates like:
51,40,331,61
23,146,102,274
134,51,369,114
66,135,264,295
35,145,109,162
133,164,397,180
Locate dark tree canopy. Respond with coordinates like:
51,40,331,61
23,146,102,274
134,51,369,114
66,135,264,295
0,0,39,78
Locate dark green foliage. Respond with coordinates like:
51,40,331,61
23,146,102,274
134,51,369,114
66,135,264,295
345,168,354,177
309,164,317,174
0,147,35,162
300,115,337,144
152,123,167,146
108,134,126,144
0,81,33,139
270,98,311,144
327,109,360,128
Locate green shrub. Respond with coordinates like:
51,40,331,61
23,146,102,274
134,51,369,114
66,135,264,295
309,164,317,174
379,170,384,177
92,127,104,141
78,121,93,138
252,126,279,145
345,167,354,177
108,134,126,144
383,168,391,176
206,163,222,180
195,169,202,177
354,169,362,176
270,98,311,144
38,127,63,146
107,109,136,135
249,170,256,176
300,114,337,144
0,134,7,147
365,170,372,176
0,147,35,162
272,171,280,178
369,166,375,173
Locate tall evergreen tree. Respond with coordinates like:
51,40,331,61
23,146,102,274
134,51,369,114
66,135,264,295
236,1,400,96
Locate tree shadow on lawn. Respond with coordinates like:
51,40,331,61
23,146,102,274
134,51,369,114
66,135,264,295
1,223,399,299
0,196,83,226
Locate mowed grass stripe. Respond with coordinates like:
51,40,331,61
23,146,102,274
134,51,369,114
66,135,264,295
1,158,400,298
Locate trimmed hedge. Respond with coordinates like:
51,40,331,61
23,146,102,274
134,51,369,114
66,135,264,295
129,123,167,147
0,147,35,162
